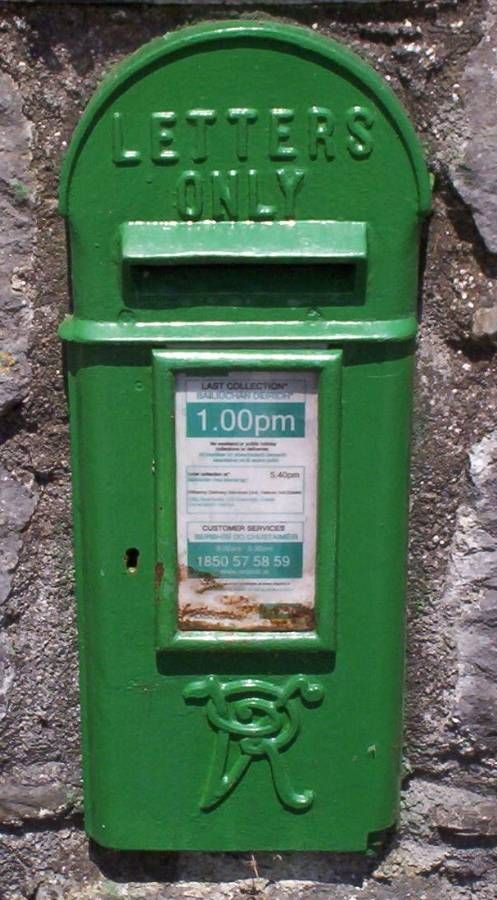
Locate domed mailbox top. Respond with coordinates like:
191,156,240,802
59,20,431,342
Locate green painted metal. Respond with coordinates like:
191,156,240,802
121,220,368,263
58,316,418,344
59,20,430,851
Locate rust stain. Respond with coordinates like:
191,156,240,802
154,561,164,589
177,563,189,582
180,563,225,593
196,576,225,594
259,603,315,630
180,602,255,621
179,617,311,632
223,594,250,607
178,596,314,632
219,595,259,617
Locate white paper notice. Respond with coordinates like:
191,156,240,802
175,370,318,631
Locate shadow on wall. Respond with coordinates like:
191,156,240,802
90,841,378,886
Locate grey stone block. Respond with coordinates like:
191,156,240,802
0,465,37,606
0,765,70,826
0,632,14,723
0,71,33,415
452,1,497,254
401,778,497,842
441,431,497,753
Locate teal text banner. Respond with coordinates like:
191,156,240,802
186,402,305,438
187,541,303,578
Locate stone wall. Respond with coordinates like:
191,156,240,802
2,2,497,897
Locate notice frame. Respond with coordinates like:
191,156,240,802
153,348,342,654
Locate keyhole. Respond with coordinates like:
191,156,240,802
125,547,140,573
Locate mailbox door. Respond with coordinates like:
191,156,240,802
65,337,412,850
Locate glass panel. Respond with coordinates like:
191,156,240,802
174,370,318,631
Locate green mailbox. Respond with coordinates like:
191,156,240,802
59,21,430,851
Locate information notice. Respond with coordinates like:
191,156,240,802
175,370,318,631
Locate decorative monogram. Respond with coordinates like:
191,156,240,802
184,674,324,811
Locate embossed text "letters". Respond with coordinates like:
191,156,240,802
112,106,374,166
